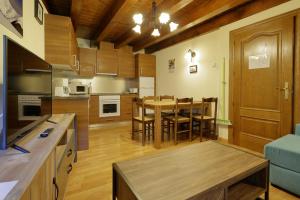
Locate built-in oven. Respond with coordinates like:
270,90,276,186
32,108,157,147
99,95,120,117
18,95,42,121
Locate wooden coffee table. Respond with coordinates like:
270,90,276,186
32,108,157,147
113,141,269,200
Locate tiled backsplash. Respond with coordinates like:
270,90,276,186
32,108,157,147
52,69,138,94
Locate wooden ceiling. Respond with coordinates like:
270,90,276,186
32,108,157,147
43,0,289,53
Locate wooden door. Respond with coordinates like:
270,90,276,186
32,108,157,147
230,15,294,152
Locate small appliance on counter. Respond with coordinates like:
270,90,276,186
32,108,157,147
128,88,138,94
54,86,69,97
69,81,89,95
54,78,69,97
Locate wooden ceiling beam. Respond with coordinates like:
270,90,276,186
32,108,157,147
70,0,82,30
144,0,290,53
94,0,131,42
132,0,251,51
114,0,194,49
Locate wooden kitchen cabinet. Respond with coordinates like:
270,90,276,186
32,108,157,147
89,95,121,124
23,50,51,71
117,46,135,78
135,54,156,77
120,94,136,120
45,14,79,72
79,48,97,77
53,98,89,150
96,42,118,75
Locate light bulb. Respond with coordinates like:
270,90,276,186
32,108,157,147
159,12,170,24
133,13,143,25
169,22,178,32
151,28,160,37
132,25,141,34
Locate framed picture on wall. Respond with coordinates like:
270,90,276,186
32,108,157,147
189,65,197,73
168,58,175,72
34,0,43,25
0,0,23,37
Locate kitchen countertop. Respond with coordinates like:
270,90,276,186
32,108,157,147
91,93,138,96
53,95,90,100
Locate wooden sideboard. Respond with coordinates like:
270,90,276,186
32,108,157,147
0,114,76,200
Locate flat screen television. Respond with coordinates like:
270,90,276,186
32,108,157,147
0,36,52,151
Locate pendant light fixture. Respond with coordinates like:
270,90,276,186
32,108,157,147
132,0,178,36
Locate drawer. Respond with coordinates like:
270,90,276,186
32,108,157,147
66,130,75,164
56,154,70,200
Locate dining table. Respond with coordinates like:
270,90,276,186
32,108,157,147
141,99,205,149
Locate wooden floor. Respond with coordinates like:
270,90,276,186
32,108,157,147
64,122,299,200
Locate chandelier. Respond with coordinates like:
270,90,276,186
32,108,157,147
132,1,179,37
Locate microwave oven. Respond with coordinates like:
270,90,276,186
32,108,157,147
69,83,88,94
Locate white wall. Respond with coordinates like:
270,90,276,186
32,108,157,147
154,0,300,139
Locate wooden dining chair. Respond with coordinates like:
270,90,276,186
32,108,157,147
165,98,193,145
160,95,175,101
160,95,175,141
193,97,218,142
132,97,155,146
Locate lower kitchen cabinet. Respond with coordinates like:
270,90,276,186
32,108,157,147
52,98,89,150
89,95,120,124
120,95,136,120
89,94,137,124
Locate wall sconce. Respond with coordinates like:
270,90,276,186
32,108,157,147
187,49,196,63
185,49,197,73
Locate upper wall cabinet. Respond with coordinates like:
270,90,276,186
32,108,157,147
96,42,118,75
79,48,96,77
117,46,135,78
135,54,156,77
45,14,79,72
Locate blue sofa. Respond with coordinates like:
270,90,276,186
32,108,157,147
264,124,300,196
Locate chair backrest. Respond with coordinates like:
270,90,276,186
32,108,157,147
201,97,218,120
175,98,193,121
160,95,175,101
143,96,156,101
132,97,146,120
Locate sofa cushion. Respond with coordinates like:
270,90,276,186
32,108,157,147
265,134,300,173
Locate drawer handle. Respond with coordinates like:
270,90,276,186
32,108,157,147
53,177,59,200
67,164,73,174
67,149,73,157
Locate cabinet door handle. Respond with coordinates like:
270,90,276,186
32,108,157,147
67,149,72,157
67,164,73,174
53,177,59,200
77,60,80,71
73,55,77,67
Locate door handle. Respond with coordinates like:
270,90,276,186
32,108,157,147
276,82,289,99
283,82,289,100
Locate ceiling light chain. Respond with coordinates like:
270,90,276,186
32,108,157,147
132,0,178,36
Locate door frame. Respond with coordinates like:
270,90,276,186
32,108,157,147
229,9,300,144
